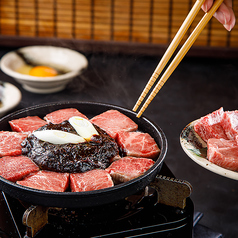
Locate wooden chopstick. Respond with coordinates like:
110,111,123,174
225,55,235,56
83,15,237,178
134,0,224,118
132,0,206,113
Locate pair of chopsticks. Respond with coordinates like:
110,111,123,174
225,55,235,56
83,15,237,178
133,0,224,118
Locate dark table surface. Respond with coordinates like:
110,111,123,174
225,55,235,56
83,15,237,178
0,46,237,237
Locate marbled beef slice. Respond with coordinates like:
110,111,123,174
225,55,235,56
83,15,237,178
9,116,47,133
70,169,114,192
221,110,238,140
207,138,238,171
116,131,160,159
194,107,227,142
90,110,138,139
0,156,39,182
44,108,88,124
0,131,27,156
106,157,155,183
17,170,70,192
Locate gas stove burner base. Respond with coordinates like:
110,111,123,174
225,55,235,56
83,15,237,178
45,200,194,238
0,164,194,238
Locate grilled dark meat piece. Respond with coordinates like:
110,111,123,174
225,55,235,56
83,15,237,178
21,121,119,173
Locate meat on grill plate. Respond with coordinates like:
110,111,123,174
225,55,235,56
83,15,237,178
0,155,39,182
9,116,47,133
17,170,70,192
44,108,88,124
0,131,27,156
0,108,160,193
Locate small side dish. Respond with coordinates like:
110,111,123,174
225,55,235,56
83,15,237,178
0,82,4,107
181,107,238,180
0,82,21,117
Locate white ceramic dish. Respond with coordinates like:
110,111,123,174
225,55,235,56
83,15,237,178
0,82,21,117
0,46,88,94
180,120,238,180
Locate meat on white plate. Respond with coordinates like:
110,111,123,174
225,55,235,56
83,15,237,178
194,107,227,142
194,107,238,172
207,138,238,172
221,110,238,140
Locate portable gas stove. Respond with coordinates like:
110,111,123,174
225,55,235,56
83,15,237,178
0,163,194,238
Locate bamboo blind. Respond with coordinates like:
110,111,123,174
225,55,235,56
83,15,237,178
0,0,237,50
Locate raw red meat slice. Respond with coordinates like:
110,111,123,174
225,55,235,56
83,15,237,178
90,110,138,139
9,116,47,133
0,131,27,156
0,156,39,182
17,170,69,192
194,107,227,142
44,108,88,124
221,110,238,140
208,138,237,149
207,138,238,172
106,157,155,183
70,169,114,192
116,131,160,159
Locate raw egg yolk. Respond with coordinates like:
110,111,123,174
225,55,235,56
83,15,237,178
29,66,58,77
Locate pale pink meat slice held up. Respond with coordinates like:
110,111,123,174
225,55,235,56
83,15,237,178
0,131,27,156
9,116,47,133
116,131,160,159
0,156,39,182
90,110,138,139
17,170,70,192
207,138,238,172
194,107,227,142
70,169,114,192
44,108,88,124
106,157,155,183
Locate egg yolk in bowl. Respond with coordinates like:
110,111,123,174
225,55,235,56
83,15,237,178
29,66,58,77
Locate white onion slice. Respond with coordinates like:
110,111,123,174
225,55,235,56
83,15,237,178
68,116,99,141
33,130,86,144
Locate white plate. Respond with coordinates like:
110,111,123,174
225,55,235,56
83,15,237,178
180,120,238,180
0,82,21,117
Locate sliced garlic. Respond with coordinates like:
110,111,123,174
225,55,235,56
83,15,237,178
33,130,86,144
69,116,99,141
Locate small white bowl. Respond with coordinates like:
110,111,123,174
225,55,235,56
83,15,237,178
0,82,21,117
0,46,88,94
